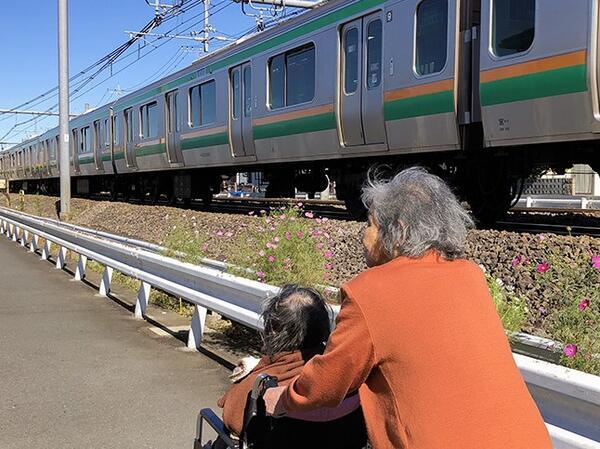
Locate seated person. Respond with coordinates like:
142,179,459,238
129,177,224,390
216,284,367,449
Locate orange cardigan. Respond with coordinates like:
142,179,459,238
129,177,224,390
283,252,552,449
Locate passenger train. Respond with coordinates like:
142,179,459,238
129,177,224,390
1,0,599,222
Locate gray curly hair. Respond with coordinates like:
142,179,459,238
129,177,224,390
361,166,474,260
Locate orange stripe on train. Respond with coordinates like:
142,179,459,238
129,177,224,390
384,79,454,102
480,50,587,83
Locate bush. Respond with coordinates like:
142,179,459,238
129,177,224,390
228,206,335,291
162,220,208,264
487,275,528,333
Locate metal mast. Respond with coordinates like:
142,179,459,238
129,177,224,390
58,0,71,218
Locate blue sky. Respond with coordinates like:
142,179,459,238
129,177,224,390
0,0,269,147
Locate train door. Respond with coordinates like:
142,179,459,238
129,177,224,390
93,120,104,172
229,63,255,157
339,12,386,147
165,90,183,164
123,108,137,168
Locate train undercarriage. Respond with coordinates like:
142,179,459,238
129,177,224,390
9,141,600,226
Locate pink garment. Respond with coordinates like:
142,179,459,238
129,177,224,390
284,393,360,422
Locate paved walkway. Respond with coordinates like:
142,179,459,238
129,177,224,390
0,236,230,448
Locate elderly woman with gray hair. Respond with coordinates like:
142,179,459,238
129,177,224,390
265,167,552,449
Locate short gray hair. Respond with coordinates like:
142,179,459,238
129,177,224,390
261,284,331,357
361,166,474,260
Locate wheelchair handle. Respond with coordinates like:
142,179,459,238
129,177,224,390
250,373,279,400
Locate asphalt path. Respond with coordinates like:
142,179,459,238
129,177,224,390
0,236,230,448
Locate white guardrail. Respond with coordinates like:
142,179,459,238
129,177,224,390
0,207,598,448
515,196,600,210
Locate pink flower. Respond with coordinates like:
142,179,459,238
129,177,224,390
279,215,286,221
215,230,224,237
258,250,266,257
578,299,590,311
539,234,546,242
563,344,578,358
273,237,280,243
321,218,329,223
536,262,550,273
297,202,303,207
202,243,209,252
312,230,323,237
285,232,292,240
316,242,324,250
296,231,305,239
323,272,331,280
225,231,234,238
511,255,523,267
316,218,322,224
266,242,273,249
305,212,314,219
324,263,334,270
268,256,276,263
324,250,333,259
265,218,272,224
257,271,265,280
592,255,600,269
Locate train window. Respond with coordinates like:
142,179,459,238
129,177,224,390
243,66,252,117
269,43,315,109
140,102,158,139
415,0,448,76
113,115,122,146
80,127,92,154
124,108,134,143
269,54,285,109
344,28,359,94
366,20,382,88
492,0,535,57
189,80,216,127
232,70,241,119
52,136,58,160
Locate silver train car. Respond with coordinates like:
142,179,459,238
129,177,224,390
1,0,599,221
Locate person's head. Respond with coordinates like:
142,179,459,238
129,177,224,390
361,166,474,267
261,284,331,357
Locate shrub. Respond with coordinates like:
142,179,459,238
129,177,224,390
228,206,335,289
487,275,528,333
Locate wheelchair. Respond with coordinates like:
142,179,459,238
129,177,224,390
194,374,368,449
194,373,279,449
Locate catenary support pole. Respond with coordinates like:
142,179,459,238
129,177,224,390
58,0,71,219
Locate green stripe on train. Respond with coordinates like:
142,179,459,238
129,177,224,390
208,0,385,73
253,112,337,140
136,143,166,157
480,64,587,107
384,91,454,121
181,132,229,150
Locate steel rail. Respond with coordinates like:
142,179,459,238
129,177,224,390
0,207,598,448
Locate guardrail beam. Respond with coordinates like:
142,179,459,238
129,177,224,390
135,282,151,319
187,305,207,350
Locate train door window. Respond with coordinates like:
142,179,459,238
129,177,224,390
286,44,315,106
344,28,359,94
104,118,110,148
243,66,252,117
93,120,101,150
269,54,285,109
113,115,122,145
53,136,59,160
124,108,134,143
366,20,382,88
173,93,180,132
232,70,241,119
415,0,448,75
80,126,91,153
492,0,535,57
140,102,158,139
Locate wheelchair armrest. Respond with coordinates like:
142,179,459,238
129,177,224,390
194,408,239,449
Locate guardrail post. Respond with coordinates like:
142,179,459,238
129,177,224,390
0,219,5,234
56,246,67,269
99,266,113,297
30,234,38,253
135,282,151,319
187,305,208,350
74,254,87,281
581,197,589,210
21,230,28,248
526,196,534,208
12,225,18,242
41,240,52,260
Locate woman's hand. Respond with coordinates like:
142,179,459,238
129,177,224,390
263,385,287,417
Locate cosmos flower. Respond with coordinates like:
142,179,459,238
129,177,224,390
324,250,333,259
578,299,590,311
592,255,600,269
305,212,314,219
268,256,276,263
536,262,550,273
563,344,578,358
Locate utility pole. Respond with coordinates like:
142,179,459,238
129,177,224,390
58,0,71,219
203,0,210,53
